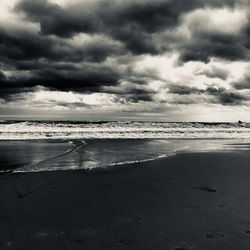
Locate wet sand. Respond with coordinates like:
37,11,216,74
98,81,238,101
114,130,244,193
1,150,250,249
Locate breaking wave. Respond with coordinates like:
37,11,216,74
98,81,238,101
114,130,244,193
0,121,250,139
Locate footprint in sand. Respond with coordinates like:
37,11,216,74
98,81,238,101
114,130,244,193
119,217,133,224
82,228,96,235
0,241,12,249
238,221,250,225
205,232,226,239
157,213,166,219
196,185,218,193
35,231,65,238
116,239,135,246
218,201,228,208
135,216,144,222
174,243,193,250
186,206,201,210
16,190,34,199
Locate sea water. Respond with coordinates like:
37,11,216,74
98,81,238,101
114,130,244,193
0,120,250,140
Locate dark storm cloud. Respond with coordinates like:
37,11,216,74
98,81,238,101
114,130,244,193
15,0,194,36
118,92,154,103
16,0,238,34
206,87,249,105
34,66,121,90
15,0,239,54
0,65,121,95
234,82,250,90
168,85,249,105
0,0,249,104
51,102,91,109
0,71,6,80
233,70,250,90
180,33,247,63
15,0,97,37
119,89,155,103
0,26,123,96
0,28,121,63
168,85,201,95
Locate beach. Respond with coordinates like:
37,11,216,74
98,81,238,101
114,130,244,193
2,0,250,248
1,140,250,249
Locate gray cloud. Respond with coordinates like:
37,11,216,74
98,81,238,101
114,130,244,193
206,87,249,105
233,70,250,89
168,85,249,105
0,71,6,80
15,0,241,56
0,0,250,112
168,85,201,95
0,27,123,64
0,63,122,95
180,33,247,63
196,65,229,80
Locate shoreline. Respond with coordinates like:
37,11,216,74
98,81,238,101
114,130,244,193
0,138,249,174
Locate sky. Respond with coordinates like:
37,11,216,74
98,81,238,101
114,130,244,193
0,0,250,121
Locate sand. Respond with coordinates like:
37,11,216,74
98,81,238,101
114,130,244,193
1,150,250,249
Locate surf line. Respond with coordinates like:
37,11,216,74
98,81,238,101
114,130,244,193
15,140,87,172
107,146,190,167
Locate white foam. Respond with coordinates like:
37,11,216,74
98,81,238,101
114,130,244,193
106,146,190,167
0,121,250,139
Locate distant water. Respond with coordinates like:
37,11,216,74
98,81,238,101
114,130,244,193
0,120,250,140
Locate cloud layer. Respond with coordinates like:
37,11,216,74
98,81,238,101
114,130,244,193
0,0,250,120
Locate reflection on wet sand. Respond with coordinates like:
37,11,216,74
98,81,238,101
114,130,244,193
0,139,250,173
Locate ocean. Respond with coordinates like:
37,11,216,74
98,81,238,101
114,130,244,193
0,120,249,173
0,120,250,140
